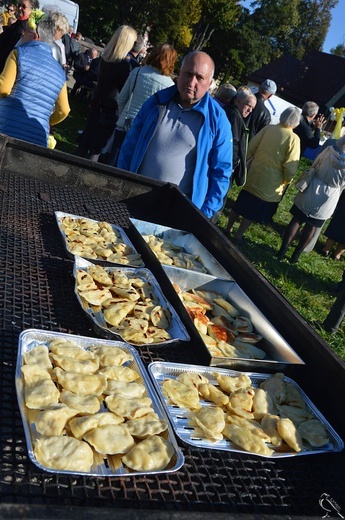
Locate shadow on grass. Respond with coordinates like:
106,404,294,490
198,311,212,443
229,234,341,297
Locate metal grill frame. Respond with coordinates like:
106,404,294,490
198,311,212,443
0,135,344,520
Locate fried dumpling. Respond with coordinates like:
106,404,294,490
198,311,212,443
213,298,240,317
150,306,171,329
24,378,60,409
110,284,140,301
76,270,97,292
261,413,283,446
214,372,251,394
122,435,174,472
88,265,113,286
198,383,229,406
284,382,306,409
59,390,101,414
162,378,201,411
193,406,226,441
226,388,255,419
226,414,271,442
84,424,135,455
176,372,209,390
34,436,94,472
276,405,313,426
69,412,124,439
35,404,79,436
133,302,156,320
277,417,303,452
80,288,113,306
233,316,253,333
260,373,286,404
143,326,171,343
21,364,52,385
297,419,329,447
50,354,99,374
233,341,266,360
49,340,95,360
99,365,140,382
105,395,153,419
104,380,146,398
23,345,52,369
54,368,107,396
222,423,274,456
252,388,277,420
89,345,134,366
217,341,243,358
126,417,168,439
103,301,136,326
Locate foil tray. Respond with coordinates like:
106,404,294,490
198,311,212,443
148,362,344,458
129,218,233,280
16,329,185,477
74,256,190,346
55,211,144,267
162,267,304,370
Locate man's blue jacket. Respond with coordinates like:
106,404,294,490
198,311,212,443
118,84,233,218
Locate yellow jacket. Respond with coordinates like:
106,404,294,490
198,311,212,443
245,124,300,202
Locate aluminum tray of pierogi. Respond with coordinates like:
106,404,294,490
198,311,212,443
148,362,344,458
15,329,185,477
55,211,144,267
74,256,190,346
130,218,233,280
163,266,304,370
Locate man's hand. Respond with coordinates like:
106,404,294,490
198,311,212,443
314,114,326,129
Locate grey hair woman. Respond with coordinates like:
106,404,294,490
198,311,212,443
226,106,301,239
278,134,345,263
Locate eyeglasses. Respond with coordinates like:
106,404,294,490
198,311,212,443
17,3,31,10
8,8,15,12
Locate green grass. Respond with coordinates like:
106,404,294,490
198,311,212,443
218,158,345,361
54,101,345,361
54,95,90,155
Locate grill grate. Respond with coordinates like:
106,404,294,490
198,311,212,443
0,168,344,517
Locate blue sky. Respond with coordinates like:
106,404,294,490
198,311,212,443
323,0,345,53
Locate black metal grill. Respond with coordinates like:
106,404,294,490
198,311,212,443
0,138,344,519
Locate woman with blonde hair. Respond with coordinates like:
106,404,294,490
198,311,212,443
87,25,138,161
104,43,178,166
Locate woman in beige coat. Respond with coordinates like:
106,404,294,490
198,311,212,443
226,106,301,239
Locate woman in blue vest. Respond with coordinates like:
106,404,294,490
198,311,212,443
0,10,70,147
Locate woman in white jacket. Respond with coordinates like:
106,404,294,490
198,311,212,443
106,43,177,166
277,135,345,263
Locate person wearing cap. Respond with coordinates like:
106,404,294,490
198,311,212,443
246,79,276,141
293,101,326,157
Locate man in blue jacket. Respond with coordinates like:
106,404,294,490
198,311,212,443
117,51,233,219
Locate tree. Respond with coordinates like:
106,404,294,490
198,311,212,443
189,0,240,51
330,44,345,57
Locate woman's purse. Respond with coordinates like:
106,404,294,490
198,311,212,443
295,168,315,192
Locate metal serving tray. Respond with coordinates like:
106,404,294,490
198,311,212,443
130,218,233,280
55,211,144,267
163,266,304,370
74,256,190,346
148,362,344,458
16,329,185,477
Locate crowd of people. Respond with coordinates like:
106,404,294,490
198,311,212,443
0,4,343,334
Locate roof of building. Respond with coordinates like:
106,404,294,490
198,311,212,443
247,51,345,110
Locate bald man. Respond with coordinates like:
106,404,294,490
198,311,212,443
118,51,233,219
